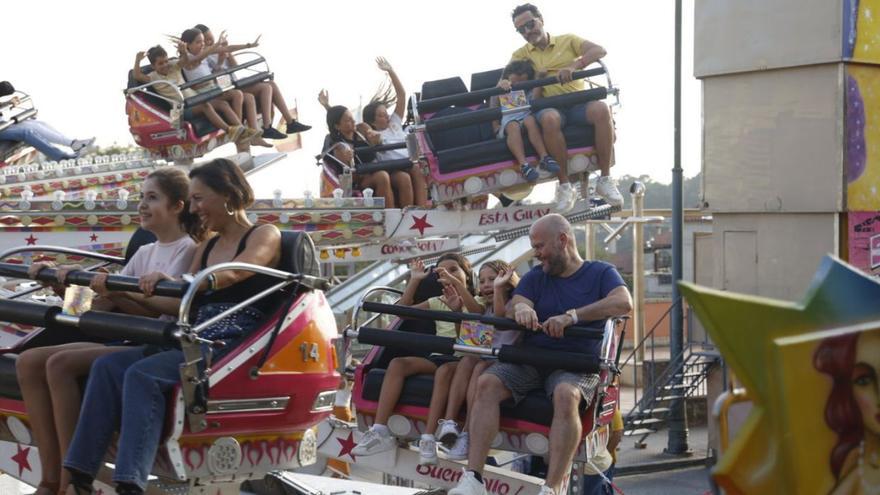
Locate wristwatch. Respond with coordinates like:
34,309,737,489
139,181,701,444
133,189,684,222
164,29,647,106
566,309,578,325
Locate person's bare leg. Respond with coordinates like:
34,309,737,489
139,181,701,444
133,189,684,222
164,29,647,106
504,121,527,165
443,356,479,421
538,109,569,183
523,115,549,158
243,93,260,129
46,345,127,493
222,90,243,121
194,103,230,131
462,360,493,432
585,101,613,176
407,165,428,207
544,383,584,491
359,171,394,208
425,362,457,435
245,83,274,130
211,100,241,125
391,170,414,208
267,81,296,123
373,357,437,425
16,346,65,493
466,373,512,474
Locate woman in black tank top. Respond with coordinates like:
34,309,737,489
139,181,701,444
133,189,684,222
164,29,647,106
65,159,282,495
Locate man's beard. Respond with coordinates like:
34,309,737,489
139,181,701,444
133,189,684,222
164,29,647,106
542,252,566,276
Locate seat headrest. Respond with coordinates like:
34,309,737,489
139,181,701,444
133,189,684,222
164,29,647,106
470,68,504,92
279,230,320,278
421,77,468,101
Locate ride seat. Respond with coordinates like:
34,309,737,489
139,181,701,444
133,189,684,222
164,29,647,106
470,68,504,93
361,367,559,426
418,72,598,174
126,66,218,138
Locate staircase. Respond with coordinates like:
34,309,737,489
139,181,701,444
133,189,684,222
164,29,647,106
623,344,719,446
620,298,721,447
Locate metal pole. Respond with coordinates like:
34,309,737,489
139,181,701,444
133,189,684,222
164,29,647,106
631,183,646,366
667,0,690,454
584,223,595,261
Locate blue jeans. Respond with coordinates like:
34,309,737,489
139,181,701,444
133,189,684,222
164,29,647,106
64,346,184,490
0,120,75,161
582,465,615,495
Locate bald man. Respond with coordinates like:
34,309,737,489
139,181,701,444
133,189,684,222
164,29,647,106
449,214,632,495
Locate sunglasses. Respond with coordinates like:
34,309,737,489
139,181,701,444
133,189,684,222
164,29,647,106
516,19,538,35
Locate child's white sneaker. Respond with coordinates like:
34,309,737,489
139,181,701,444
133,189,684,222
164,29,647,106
444,431,469,460
418,434,438,465
351,426,395,456
437,419,460,447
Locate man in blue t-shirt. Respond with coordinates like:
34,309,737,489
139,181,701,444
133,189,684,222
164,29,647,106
450,213,632,495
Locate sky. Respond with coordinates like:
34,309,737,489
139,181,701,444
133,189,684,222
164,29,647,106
4,0,700,199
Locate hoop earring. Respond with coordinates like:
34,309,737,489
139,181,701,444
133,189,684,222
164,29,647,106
224,202,235,216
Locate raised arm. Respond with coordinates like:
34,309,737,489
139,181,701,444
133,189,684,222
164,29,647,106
222,34,261,55
180,41,224,71
133,51,151,84
376,57,405,119
400,259,429,306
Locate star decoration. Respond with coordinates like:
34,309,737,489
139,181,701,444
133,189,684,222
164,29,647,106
680,256,880,494
89,233,99,242
11,444,31,476
25,234,37,245
409,214,433,236
336,431,358,461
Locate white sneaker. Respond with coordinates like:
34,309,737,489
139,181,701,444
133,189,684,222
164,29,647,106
596,176,624,206
351,427,395,456
444,431,469,460
437,419,460,447
71,137,95,156
418,434,438,465
537,486,557,495
448,469,487,495
554,182,576,211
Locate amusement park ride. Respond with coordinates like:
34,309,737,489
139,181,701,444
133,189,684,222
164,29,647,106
0,52,660,494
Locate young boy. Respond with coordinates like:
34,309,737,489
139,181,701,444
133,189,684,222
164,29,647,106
493,59,560,182
132,45,257,143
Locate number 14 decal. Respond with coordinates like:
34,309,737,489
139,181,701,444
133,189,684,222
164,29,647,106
300,342,320,362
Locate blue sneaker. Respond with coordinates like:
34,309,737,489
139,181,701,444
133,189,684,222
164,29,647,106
540,155,560,174
520,163,539,182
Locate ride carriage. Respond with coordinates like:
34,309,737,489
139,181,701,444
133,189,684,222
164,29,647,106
0,230,342,494
319,64,617,207
321,281,624,494
0,89,39,168
124,52,276,163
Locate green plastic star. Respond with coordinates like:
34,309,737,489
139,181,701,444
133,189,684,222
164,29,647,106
680,256,880,494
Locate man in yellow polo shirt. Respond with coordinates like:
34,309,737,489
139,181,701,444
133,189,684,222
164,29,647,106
507,3,623,210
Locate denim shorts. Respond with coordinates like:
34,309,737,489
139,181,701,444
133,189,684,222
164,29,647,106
533,103,591,129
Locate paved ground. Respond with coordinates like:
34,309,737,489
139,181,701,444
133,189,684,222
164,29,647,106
616,467,713,494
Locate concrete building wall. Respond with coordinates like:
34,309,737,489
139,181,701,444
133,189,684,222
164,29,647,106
711,213,839,300
702,64,845,213
694,0,845,77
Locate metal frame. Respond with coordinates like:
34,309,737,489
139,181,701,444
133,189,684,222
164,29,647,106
0,91,37,133
175,261,300,433
0,245,126,300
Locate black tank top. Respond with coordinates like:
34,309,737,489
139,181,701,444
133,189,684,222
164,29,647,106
195,226,279,314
